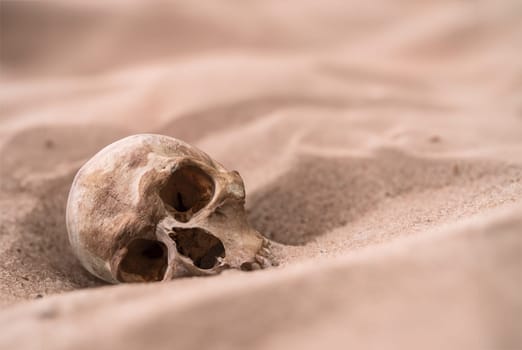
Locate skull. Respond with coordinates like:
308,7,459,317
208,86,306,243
66,134,271,283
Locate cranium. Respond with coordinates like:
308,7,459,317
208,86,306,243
66,134,271,283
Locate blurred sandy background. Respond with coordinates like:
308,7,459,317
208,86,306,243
1,0,522,349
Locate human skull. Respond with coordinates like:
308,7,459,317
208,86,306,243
66,134,271,283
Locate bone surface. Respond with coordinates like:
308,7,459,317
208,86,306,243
66,134,270,283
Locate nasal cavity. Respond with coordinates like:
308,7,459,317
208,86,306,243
159,165,214,222
170,228,225,269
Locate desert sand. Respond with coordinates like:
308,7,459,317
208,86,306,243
1,0,522,349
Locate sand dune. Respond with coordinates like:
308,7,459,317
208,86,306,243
1,0,521,349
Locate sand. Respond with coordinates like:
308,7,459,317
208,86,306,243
1,0,521,349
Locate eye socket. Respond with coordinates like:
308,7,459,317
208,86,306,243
159,165,215,222
170,228,225,270
118,239,167,282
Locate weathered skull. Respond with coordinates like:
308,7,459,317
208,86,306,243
66,134,271,283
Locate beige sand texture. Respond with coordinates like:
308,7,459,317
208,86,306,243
1,0,522,349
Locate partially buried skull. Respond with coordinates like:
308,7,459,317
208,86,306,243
66,134,271,283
